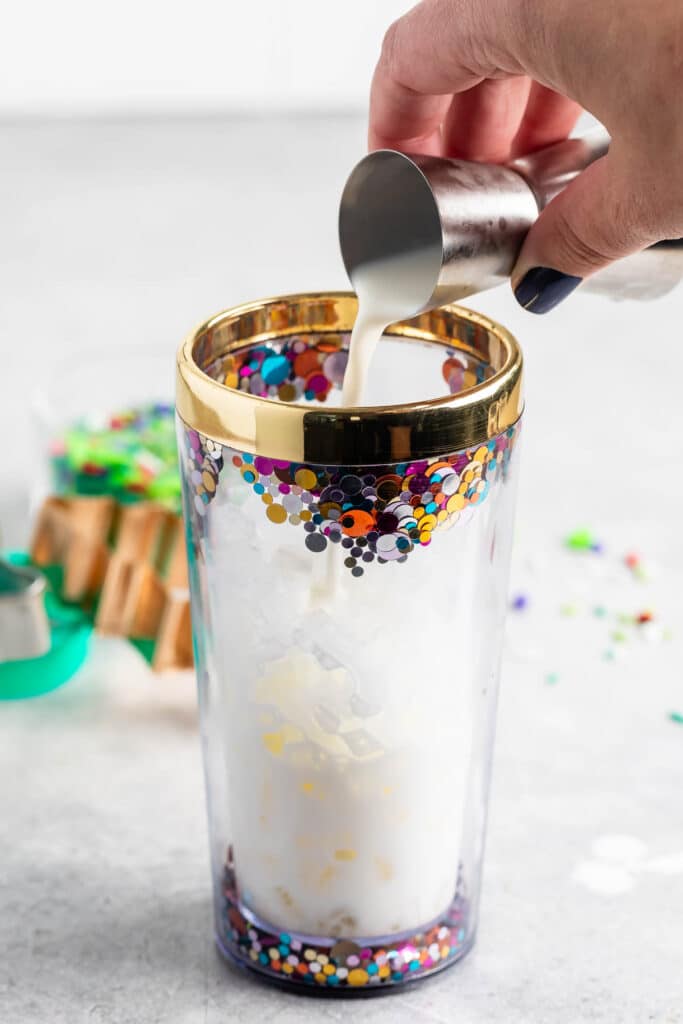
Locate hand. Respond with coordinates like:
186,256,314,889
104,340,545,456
369,0,683,312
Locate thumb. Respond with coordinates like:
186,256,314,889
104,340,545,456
511,154,652,314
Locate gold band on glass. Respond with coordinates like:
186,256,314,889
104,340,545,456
176,292,523,465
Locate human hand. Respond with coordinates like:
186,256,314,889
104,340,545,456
369,0,683,312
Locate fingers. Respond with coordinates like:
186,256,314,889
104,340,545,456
369,1,578,161
368,0,501,154
441,77,532,162
512,84,583,156
368,71,451,154
511,154,660,313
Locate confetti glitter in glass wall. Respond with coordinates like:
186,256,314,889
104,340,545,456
180,330,516,573
181,423,518,575
219,857,469,990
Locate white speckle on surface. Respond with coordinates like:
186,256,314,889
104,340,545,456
591,835,648,866
572,860,635,895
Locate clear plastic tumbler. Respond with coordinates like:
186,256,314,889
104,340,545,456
176,293,523,994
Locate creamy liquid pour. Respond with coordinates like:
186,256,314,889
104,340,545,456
309,252,437,606
341,251,437,406
309,257,419,605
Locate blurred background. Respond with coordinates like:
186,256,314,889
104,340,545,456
2,4,682,1022
0,0,414,543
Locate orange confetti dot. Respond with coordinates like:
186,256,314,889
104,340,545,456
293,350,320,378
340,510,375,537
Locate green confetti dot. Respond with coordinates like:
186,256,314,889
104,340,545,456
669,712,683,725
565,528,595,551
545,672,560,685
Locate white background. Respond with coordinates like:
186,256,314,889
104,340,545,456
1,0,413,115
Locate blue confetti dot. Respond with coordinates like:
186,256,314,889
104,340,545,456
261,354,290,386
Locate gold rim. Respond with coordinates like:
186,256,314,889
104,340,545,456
176,292,523,464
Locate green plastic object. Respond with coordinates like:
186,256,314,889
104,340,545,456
50,402,182,513
0,552,92,700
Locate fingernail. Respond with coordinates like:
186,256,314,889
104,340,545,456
514,267,582,314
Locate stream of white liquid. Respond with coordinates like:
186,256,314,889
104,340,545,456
341,251,437,406
309,253,436,606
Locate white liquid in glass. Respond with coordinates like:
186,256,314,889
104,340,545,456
226,258,474,937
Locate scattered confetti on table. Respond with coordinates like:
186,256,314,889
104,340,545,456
507,527,677,723
564,528,603,553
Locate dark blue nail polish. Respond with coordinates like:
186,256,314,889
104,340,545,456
514,267,582,314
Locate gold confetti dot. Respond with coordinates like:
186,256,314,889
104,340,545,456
447,493,465,513
266,503,287,524
334,848,357,861
262,731,284,755
294,468,317,490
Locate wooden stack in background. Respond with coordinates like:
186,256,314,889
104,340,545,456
30,496,193,671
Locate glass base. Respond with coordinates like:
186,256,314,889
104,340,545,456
217,863,473,995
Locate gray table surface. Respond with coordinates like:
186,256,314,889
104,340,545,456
1,116,682,1024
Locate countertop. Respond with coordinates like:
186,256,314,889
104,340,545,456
1,116,682,1024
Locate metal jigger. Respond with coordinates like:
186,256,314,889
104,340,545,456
339,127,683,312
